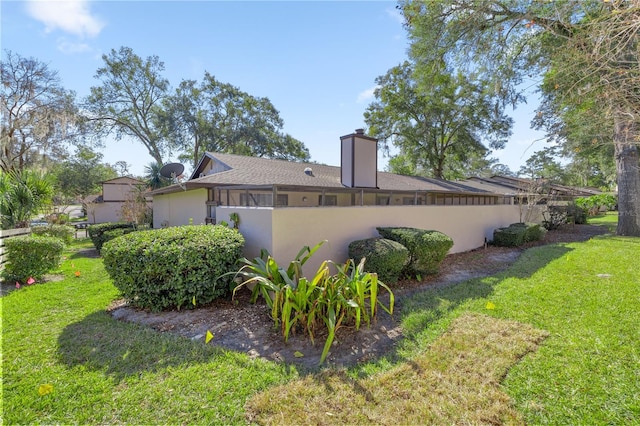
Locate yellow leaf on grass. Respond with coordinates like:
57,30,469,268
205,330,214,344
294,351,304,358
486,301,496,310
38,384,53,396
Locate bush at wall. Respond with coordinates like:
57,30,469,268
101,225,245,311
88,222,137,252
2,235,64,283
376,227,453,276
348,237,408,284
492,222,546,247
31,224,75,244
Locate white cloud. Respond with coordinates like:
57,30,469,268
56,37,91,54
357,86,378,104
27,0,104,38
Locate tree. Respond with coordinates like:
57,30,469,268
518,146,565,181
161,73,309,168
0,169,54,229
1,50,80,172
143,161,171,190
52,146,117,201
85,46,170,165
401,0,640,236
365,61,511,179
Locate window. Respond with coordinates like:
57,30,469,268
376,195,390,205
239,193,288,207
319,194,338,206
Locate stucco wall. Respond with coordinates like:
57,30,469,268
153,189,207,228
218,204,522,275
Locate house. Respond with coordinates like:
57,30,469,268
150,130,528,273
460,175,601,200
84,177,151,224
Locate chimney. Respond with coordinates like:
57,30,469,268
340,129,378,188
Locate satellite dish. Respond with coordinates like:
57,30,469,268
159,162,185,179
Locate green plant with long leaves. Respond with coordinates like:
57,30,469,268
232,242,394,364
0,169,54,229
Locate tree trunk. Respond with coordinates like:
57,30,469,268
613,116,640,236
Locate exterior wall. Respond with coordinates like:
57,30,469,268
103,183,141,201
153,189,207,228
90,202,125,224
218,204,522,275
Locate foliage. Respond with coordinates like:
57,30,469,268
518,146,565,181
85,46,170,165
492,223,546,247
101,227,139,247
376,227,453,275
52,146,117,200
401,0,640,235
0,169,54,229
102,225,244,311
1,50,81,172
119,184,152,225
160,73,310,169
143,161,171,190
348,237,409,284
575,193,618,216
2,235,64,283
365,61,511,179
31,224,75,244
87,222,137,252
232,242,394,364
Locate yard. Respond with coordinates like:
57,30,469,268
2,213,638,424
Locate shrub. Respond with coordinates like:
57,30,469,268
2,235,64,283
233,242,394,364
493,223,546,247
88,222,136,252
376,227,453,276
575,193,617,216
348,238,408,284
566,202,588,224
31,224,75,244
101,228,139,247
102,225,244,311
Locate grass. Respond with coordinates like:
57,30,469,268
3,217,639,424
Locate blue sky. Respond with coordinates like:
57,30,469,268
2,0,546,177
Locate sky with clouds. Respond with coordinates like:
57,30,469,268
3,0,546,176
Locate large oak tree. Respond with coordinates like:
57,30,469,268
401,0,640,236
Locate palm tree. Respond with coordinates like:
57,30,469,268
0,170,54,229
143,161,171,190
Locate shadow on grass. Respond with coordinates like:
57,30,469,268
57,310,276,382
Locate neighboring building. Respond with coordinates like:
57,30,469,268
460,175,601,201
84,177,151,224
150,130,527,272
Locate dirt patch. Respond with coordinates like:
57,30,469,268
108,224,607,370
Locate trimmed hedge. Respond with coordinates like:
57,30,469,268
376,227,453,275
102,228,139,247
2,235,65,283
101,225,245,311
88,222,137,252
348,237,409,284
31,224,75,244
493,222,546,247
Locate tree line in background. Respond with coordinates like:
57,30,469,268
2,0,638,237
365,0,638,236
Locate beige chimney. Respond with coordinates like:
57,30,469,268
340,129,378,188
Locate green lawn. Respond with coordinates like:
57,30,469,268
2,217,639,424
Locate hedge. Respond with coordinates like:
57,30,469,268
348,237,409,284
31,224,75,244
88,222,137,252
2,235,65,283
376,227,453,275
101,225,245,311
492,222,546,247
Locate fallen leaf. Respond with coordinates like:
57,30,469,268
192,296,196,306
486,301,496,310
38,384,53,396
294,351,304,358
205,330,214,344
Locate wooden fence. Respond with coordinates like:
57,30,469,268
0,228,31,272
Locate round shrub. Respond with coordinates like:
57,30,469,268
348,238,408,284
376,227,453,275
2,235,64,283
101,227,139,247
101,225,245,311
31,224,75,244
88,222,137,252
